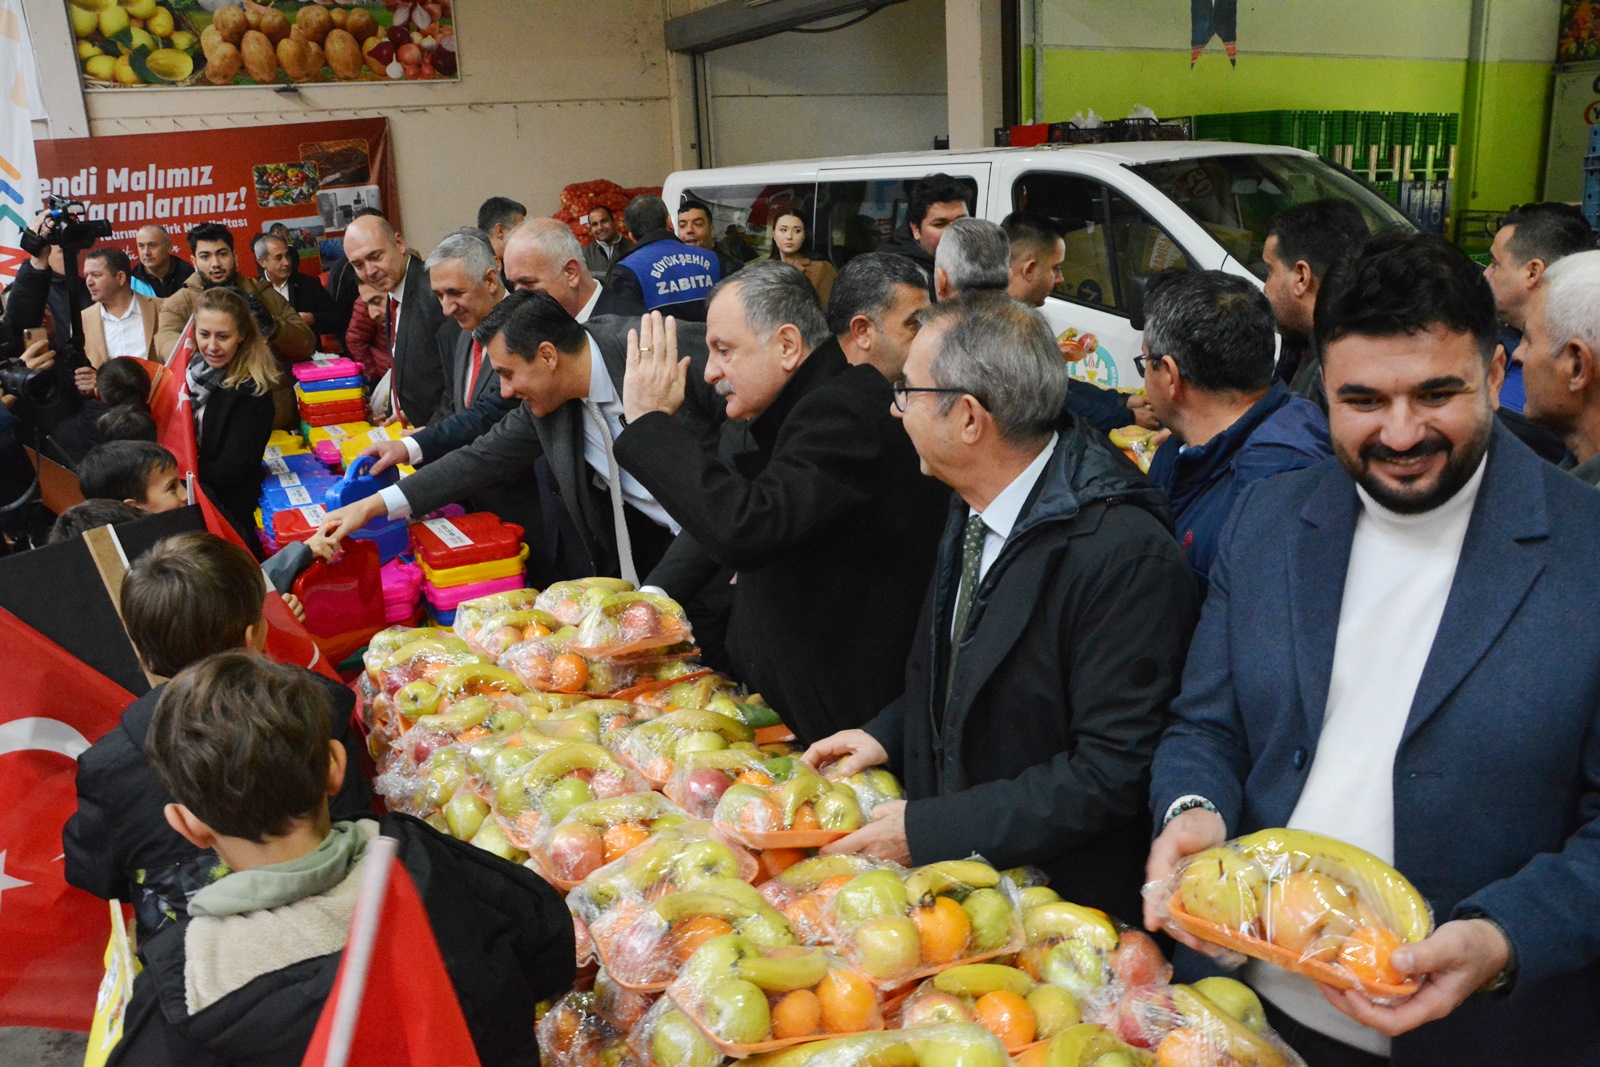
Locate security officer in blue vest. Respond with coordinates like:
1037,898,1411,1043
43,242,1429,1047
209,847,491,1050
608,196,721,322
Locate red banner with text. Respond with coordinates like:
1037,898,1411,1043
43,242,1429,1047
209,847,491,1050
33,117,399,274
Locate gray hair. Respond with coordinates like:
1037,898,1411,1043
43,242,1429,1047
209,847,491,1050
425,226,499,280
826,252,929,336
711,260,830,351
251,231,288,261
1541,249,1600,362
504,217,588,276
921,294,1066,445
934,218,1010,294
1141,270,1276,393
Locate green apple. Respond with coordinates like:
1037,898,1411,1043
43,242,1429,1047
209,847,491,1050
833,869,910,926
961,888,1015,951
911,1027,1010,1067
1041,939,1108,1000
394,680,441,719
1178,847,1267,932
851,915,920,979
650,1008,722,1067
681,932,756,987
444,791,489,840
703,977,771,1043
672,839,741,888
675,730,729,758
814,786,863,831
1190,976,1266,1034
1026,984,1081,1039
540,776,594,824
469,819,526,863
485,745,536,784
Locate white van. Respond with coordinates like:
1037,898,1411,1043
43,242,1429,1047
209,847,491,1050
661,142,1413,387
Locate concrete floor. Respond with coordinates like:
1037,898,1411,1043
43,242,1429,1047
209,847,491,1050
0,1027,90,1067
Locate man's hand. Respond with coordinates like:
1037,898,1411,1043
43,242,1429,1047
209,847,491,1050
1319,918,1510,1036
820,799,909,864
320,496,386,542
1126,392,1160,430
74,366,97,397
623,311,687,422
363,438,411,475
299,311,317,328
20,338,54,371
1143,807,1227,943
801,729,888,778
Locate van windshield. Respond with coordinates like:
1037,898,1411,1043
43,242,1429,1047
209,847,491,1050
1125,154,1413,278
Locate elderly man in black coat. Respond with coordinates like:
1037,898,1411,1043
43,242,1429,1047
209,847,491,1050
619,261,948,747
804,294,1197,927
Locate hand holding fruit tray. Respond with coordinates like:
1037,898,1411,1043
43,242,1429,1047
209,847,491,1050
1099,977,1307,1067
823,858,1025,987
1149,828,1433,999
667,938,885,1054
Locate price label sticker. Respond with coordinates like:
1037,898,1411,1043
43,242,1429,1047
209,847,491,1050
286,487,313,506
421,518,474,548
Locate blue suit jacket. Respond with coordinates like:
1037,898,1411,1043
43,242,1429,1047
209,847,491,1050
1150,425,1600,1065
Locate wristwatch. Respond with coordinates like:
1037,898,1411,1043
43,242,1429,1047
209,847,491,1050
1162,795,1219,828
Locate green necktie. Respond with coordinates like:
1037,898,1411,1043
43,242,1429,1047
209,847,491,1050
946,513,988,702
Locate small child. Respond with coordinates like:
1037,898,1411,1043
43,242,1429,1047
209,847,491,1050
53,358,159,462
47,498,147,543
62,531,374,937
107,651,574,1066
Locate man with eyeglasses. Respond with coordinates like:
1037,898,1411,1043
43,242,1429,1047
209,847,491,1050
803,293,1195,927
1139,270,1329,600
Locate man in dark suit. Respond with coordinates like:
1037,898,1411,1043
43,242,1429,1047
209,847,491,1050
1145,234,1600,1065
503,218,643,321
802,293,1194,925
252,232,345,342
618,262,948,746
342,214,448,426
321,293,721,583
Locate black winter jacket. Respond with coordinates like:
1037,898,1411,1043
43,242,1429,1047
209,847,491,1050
862,416,1197,926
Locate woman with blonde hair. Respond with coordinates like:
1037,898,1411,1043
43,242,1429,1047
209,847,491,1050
768,209,836,308
187,286,280,552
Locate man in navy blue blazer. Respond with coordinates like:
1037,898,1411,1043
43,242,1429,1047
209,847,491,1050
1146,233,1600,1066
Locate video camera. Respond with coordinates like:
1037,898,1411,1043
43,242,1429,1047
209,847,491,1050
19,194,113,256
0,333,57,409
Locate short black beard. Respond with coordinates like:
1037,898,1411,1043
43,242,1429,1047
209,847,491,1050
200,271,237,289
1335,414,1493,514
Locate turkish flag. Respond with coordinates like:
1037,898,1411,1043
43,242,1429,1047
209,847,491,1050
300,838,481,1067
0,610,134,1030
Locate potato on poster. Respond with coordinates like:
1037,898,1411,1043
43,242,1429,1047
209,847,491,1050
68,0,458,90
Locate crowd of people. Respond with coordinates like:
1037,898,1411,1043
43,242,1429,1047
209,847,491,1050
4,172,1600,1067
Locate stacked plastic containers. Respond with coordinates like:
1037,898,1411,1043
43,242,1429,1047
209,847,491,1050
258,450,339,555
410,512,528,626
381,557,424,626
294,357,367,432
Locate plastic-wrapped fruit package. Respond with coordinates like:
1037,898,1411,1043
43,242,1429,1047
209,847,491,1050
502,634,639,696
567,590,694,658
537,988,630,1067
824,767,905,822
533,792,692,890
492,741,649,851
1009,1023,1154,1067
609,709,756,788
893,963,1090,1052
627,993,731,1067
462,724,572,798
1149,828,1433,998
712,764,865,849
668,935,884,1053
377,634,485,698
630,674,777,733
468,606,562,658
538,577,638,627
593,966,660,1033
825,857,1025,986
454,586,545,641
654,748,767,817
363,625,447,683
1102,978,1307,1067
738,1022,1010,1067
1011,890,1172,1011
756,854,888,945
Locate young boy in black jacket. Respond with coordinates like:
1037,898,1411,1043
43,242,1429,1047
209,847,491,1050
61,531,373,937
107,652,574,1067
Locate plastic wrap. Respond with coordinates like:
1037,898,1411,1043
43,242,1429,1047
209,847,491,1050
667,938,883,1053
492,741,650,851
824,858,1024,987
1100,979,1307,1067
627,991,731,1067
826,767,905,822
609,709,757,788
594,966,661,1033
362,625,448,683
538,578,639,626
892,963,1090,1051
471,607,563,658
375,635,484,697
662,749,773,820
567,590,695,659
1147,828,1433,998
453,586,547,640
756,854,887,946
712,765,865,849
502,634,641,696
537,989,635,1067
1008,1023,1153,1067
1011,891,1171,1012
737,1022,1010,1067
532,792,691,890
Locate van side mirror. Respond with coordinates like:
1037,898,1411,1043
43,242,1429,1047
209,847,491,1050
1126,274,1152,331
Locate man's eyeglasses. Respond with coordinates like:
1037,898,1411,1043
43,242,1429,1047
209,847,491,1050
1133,352,1180,379
891,377,970,412
1133,352,1149,378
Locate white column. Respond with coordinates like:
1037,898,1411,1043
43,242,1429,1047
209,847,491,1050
945,0,1004,150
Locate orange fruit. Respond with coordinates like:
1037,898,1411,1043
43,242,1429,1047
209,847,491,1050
602,822,651,863
770,988,823,1040
738,795,781,831
671,915,736,961
1155,1027,1214,1067
757,847,810,882
912,896,973,965
732,769,775,788
1337,923,1406,987
815,969,876,1033
1013,943,1048,982
519,654,553,688
523,622,553,640
972,990,1036,1048
550,653,590,694
790,803,821,831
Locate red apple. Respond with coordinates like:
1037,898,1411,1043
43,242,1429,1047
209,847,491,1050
548,822,605,882
1109,986,1175,1049
901,991,974,1027
680,767,733,816
1110,930,1172,989
620,601,661,641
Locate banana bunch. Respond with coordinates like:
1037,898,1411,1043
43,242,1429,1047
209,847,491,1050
671,935,880,1047
741,1023,1010,1067
536,576,639,626
615,708,757,785
714,765,864,839
903,858,1001,906
1013,1023,1152,1067
451,587,544,647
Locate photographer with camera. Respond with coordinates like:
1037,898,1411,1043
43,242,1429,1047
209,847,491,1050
156,223,315,428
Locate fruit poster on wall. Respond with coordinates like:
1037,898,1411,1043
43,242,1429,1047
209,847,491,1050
33,117,399,272
67,0,458,90
1559,1,1600,62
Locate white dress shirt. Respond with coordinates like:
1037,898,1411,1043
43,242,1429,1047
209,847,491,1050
271,278,292,303
951,433,1057,637
98,298,147,361
576,282,603,324
582,335,678,533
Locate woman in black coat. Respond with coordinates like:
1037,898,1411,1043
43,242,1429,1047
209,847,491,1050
186,287,279,555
